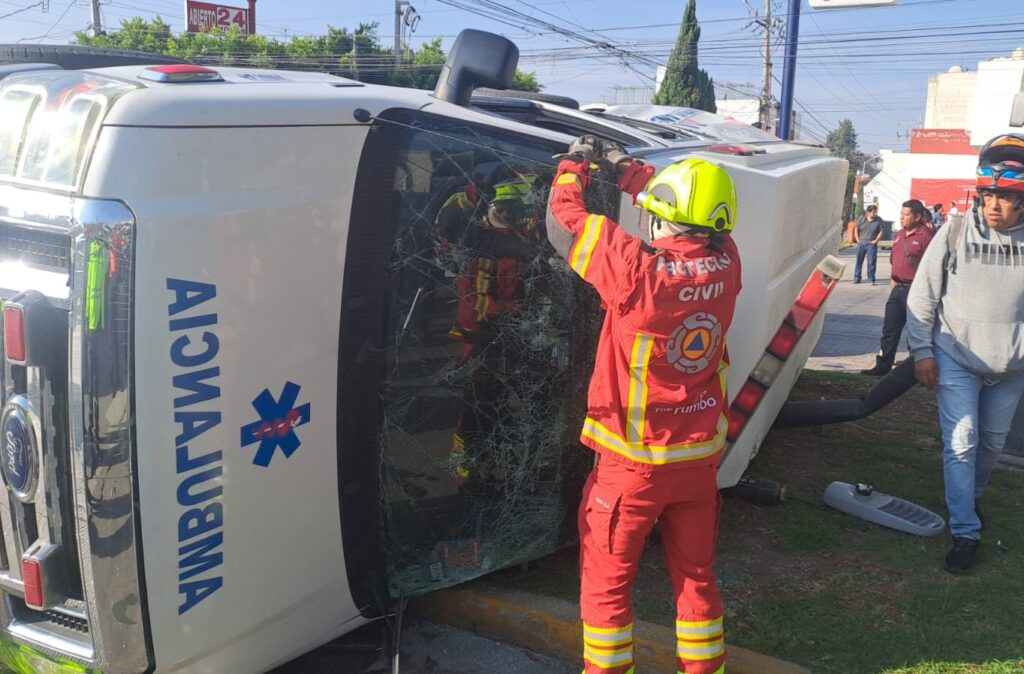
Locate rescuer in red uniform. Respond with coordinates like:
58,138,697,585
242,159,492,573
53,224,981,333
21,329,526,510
548,136,742,674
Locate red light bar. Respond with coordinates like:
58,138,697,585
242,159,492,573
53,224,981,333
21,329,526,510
22,558,43,609
3,304,26,364
705,144,766,157
733,380,767,416
727,411,747,444
139,65,223,83
767,323,801,360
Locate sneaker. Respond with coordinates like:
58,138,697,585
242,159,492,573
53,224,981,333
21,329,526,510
853,279,861,284
871,280,877,286
944,537,980,574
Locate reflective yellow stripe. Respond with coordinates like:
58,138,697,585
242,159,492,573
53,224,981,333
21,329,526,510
582,414,728,465
584,644,634,667
676,616,724,638
583,623,633,646
570,214,604,279
557,173,580,186
626,334,654,444
677,638,725,661
474,259,491,321
717,358,729,401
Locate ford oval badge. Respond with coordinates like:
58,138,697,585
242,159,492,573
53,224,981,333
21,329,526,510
1,397,38,503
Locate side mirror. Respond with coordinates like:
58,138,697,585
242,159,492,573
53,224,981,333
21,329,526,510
1011,92,1024,127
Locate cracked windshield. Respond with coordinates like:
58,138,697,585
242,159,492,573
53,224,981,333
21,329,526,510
376,112,618,597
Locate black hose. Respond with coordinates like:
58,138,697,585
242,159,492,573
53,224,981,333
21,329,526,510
772,357,918,428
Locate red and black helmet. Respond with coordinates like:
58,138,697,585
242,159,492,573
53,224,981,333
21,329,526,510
976,133,1024,193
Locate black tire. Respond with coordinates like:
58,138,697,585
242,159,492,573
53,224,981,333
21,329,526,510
473,87,580,110
0,44,186,70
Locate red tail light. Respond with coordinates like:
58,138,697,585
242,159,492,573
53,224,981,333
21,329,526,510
22,558,43,609
3,304,26,364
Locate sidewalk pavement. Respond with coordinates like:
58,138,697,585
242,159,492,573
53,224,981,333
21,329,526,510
806,245,908,372
414,583,810,674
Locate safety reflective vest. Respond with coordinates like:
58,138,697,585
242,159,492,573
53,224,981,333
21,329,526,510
549,158,742,468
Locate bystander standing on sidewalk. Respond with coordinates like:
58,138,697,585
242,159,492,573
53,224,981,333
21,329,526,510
907,134,1024,574
862,199,935,376
852,204,883,284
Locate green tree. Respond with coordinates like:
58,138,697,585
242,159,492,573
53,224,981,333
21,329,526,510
825,119,867,221
511,70,542,93
652,0,716,112
75,18,543,93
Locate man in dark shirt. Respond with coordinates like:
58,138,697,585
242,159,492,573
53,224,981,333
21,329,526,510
852,204,884,284
861,199,935,375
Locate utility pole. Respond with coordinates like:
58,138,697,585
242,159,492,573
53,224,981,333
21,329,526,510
394,0,403,66
744,0,780,132
778,0,801,140
393,1,419,67
759,0,773,131
90,0,102,37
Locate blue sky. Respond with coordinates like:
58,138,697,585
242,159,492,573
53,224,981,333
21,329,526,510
0,0,1020,151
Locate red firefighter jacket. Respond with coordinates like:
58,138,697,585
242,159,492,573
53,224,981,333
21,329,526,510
448,217,535,344
549,158,742,469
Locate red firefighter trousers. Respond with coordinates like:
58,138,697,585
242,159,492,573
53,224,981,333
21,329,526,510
579,455,725,674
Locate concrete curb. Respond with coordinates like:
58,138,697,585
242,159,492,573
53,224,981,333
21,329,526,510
413,582,810,674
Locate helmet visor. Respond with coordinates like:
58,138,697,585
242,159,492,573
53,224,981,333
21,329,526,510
977,161,1024,192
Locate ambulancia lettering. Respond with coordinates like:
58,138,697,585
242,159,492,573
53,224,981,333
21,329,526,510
167,278,224,615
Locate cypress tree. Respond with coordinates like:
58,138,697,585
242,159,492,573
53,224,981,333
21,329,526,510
653,0,716,113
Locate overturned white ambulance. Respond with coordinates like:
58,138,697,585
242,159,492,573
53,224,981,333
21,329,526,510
0,30,846,674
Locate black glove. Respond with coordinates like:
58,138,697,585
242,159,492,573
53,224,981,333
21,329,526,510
553,134,599,163
597,139,632,173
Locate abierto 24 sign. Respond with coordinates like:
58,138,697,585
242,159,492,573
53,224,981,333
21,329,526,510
809,0,897,7
185,0,252,33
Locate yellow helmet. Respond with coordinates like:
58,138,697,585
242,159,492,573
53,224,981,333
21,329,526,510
637,159,738,240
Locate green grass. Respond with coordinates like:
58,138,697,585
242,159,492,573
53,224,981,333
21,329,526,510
488,370,1024,674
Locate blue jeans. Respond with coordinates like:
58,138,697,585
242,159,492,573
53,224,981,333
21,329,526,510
854,242,877,282
935,348,1024,539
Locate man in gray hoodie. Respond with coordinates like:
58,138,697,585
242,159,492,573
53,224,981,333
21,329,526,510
907,133,1024,574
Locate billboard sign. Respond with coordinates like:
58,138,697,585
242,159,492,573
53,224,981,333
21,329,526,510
186,1,251,33
809,0,897,7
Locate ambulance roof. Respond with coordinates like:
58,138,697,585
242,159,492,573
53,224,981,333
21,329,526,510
92,65,571,146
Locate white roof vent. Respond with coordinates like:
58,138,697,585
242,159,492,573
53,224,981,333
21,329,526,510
948,65,963,73
1013,47,1024,60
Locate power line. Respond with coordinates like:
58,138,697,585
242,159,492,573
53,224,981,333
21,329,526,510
0,1,45,22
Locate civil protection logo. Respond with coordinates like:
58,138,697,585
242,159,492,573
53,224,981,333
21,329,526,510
0,397,38,503
665,312,722,374
240,382,311,467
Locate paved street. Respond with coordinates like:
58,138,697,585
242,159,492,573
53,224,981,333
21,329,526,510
806,244,908,372
272,619,575,674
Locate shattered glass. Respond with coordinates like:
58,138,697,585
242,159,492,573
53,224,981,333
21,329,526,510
378,115,619,597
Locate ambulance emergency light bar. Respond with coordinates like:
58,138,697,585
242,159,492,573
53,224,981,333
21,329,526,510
724,255,846,453
809,0,897,7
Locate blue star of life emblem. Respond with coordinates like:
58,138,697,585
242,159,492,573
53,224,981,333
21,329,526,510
240,381,311,467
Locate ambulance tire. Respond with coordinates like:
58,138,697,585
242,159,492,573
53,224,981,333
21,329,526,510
473,87,580,110
0,44,185,70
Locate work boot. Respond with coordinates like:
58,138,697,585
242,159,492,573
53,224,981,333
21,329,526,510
859,357,892,376
944,537,980,574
